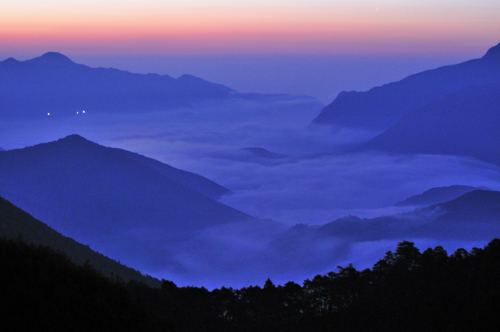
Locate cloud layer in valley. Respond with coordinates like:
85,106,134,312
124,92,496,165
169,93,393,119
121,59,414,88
2,97,500,288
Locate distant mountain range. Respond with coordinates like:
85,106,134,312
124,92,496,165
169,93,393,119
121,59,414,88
241,147,288,160
313,42,500,131
395,185,478,207
1,134,499,285
317,190,500,241
363,83,500,165
0,52,238,119
0,135,253,267
0,195,160,286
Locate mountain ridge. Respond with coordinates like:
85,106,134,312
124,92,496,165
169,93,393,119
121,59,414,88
6,134,230,200
482,42,500,60
317,190,500,241
395,185,478,207
0,135,254,269
27,51,75,65
363,83,500,165
313,42,500,131
0,195,160,287
0,52,236,119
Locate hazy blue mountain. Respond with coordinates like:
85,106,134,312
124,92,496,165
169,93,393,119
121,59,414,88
318,190,500,241
0,147,4,151
363,83,500,165
210,147,295,166
395,185,478,207
241,147,289,160
0,135,252,251
434,190,500,222
0,52,236,119
0,195,160,286
313,42,500,130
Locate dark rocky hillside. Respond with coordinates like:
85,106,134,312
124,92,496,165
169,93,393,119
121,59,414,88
0,195,160,287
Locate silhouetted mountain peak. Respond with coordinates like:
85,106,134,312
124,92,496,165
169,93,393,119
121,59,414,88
482,42,500,61
395,185,478,207
55,134,93,146
29,52,75,65
437,189,500,210
241,147,288,159
314,42,500,130
1,57,20,65
177,74,198,80
60,134,89,142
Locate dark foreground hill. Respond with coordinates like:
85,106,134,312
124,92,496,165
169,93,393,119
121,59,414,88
313,42,500,131
0,52,236,119
0,237,165,331
4,232,500,331
0,195,159,287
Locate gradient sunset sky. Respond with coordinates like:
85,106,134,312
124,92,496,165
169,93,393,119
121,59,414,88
2,0,499,57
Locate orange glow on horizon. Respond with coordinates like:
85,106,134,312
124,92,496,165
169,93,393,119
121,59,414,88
1,4,498,56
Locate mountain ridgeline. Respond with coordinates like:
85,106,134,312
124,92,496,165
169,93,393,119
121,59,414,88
314,42,500,131
317,190,500,242
0,195,160,287
363,82,500,165
0,135,253,272
2,43,500,296
394,185,479,207
4,233,500,331
0,52,237,119
312,42,500,166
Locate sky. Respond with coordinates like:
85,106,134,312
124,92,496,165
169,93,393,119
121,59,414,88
1,0,499,56
2,1,499,100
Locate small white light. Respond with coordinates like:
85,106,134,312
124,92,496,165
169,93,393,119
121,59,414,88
47,113,50,116
82,110,85,114
76,111,79,114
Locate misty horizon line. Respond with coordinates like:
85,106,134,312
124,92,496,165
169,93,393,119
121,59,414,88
1,44,495,102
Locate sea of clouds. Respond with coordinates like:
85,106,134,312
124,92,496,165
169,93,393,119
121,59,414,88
2,97,499,288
